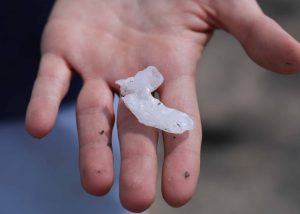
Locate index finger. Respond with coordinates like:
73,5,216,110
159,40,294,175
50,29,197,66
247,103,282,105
159,74,202,207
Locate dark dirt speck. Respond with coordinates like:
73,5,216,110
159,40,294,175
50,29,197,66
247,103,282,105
184,171,190,179
99,130,105,135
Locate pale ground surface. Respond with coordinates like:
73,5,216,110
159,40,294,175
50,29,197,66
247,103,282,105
150,1,300,213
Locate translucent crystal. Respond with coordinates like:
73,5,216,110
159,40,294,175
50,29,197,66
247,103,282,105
116,66,194,134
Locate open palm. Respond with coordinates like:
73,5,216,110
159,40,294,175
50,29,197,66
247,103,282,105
26,0,300,212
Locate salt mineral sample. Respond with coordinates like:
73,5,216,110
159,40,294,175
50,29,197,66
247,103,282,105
116,66,193,134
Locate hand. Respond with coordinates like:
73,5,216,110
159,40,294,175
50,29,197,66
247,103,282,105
25,0,300,212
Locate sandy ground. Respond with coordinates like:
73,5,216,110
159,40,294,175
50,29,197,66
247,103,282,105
150,1,300,213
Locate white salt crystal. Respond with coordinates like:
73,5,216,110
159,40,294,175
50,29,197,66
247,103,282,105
116,66,194,134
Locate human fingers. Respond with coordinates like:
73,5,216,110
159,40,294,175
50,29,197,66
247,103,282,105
159,74,201,207
25,53,71,138
76,79,115,196
217,0,300,74
117,100,158,212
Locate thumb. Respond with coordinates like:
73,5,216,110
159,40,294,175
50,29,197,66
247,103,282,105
217,0,300,74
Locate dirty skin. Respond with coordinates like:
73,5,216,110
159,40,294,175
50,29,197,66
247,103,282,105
184,171,190,179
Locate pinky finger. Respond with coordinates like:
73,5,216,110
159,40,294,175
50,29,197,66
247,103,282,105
25,53,71,138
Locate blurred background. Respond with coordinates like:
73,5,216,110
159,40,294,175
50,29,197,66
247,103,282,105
151,0,300,213
0,0,299,214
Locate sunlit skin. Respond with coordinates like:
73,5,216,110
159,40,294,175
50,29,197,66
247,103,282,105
25,0,300,212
